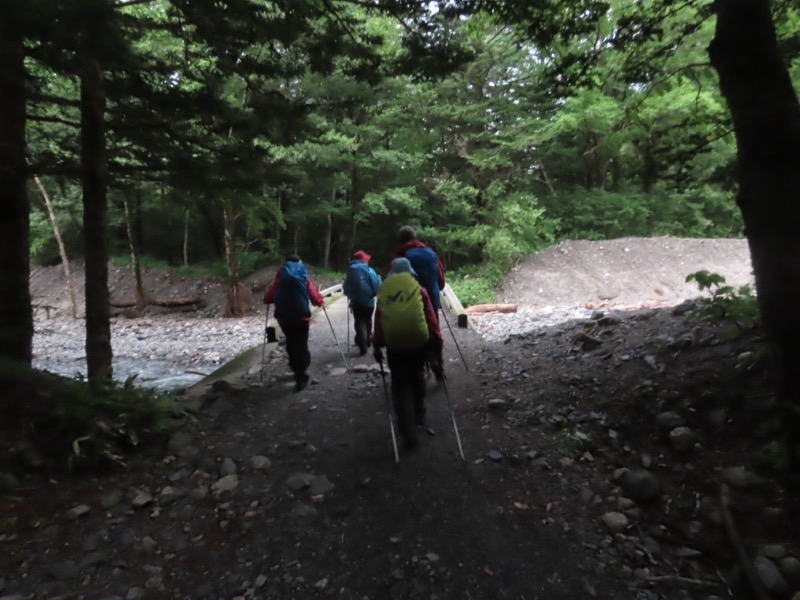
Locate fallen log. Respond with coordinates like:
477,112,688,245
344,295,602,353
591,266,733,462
110,297,201,308
150,297,201,307
110,299,137,308
464,303,518,314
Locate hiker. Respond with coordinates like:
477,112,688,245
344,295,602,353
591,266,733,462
262,254,325,391
373,257,444,449
390,225,446,379
342,250,381,355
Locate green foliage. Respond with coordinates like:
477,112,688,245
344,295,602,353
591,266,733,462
686,270,759,338
238,251,278,279
0,361,185,476
448,266,501,307
111,254,171,269
175,264,212,279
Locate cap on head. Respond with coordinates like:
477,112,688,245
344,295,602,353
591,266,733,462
352,250,371,263
389,257,417,277
285,253,301,263
397,225,417,243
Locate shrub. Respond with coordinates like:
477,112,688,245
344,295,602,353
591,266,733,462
0,361,185,476
685,269,758,338
449,267,501,307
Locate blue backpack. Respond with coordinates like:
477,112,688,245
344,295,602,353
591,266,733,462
274,261,310,319
344,262,378,308
405,247,441,310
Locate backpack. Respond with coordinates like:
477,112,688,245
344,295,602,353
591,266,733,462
344,262,378,308
377,272,429,351
273,261,310,319
405,246,441,310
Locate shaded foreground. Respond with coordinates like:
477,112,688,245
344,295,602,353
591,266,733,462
1,295,797,599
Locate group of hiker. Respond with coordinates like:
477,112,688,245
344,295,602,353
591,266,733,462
261,225,447,448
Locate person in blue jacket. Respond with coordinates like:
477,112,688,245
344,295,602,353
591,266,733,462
343,250,381,355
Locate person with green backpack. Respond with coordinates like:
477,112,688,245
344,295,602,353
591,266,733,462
389,225,446,381
263,254,325,391
343,250,381,355
372,257,443,449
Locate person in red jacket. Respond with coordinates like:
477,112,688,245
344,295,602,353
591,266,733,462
263,255,325,391
389,225,446,307
389,225,446,380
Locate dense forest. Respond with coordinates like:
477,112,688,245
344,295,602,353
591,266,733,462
3,0,800,457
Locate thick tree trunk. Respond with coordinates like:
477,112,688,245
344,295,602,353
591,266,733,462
35,176,78,318
123,195,146,312
709,0,800,463
222,203,248,317
80,12,112,389
0,16,32,365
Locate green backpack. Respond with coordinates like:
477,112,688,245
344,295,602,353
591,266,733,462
377,273,429,351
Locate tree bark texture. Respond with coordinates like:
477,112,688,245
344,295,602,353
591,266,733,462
222,203,248,317
323,201,333,270
0,14,32,365
81,12,112,388
35,176,79,318
183,208,190,267
123,195,146,311
709,0,800,456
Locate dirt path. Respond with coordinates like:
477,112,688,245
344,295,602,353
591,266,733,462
2,296,630,599
7,238,794,600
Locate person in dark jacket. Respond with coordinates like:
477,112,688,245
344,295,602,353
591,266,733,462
263,255,325,391
389,226,446,309
343,250,382,355
373,258,444,449
389,226,446,380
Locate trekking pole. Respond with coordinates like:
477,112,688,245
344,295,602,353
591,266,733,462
440,306,468,372
322,304,348,370
442,377,465,462
347,300,350,352
379,359,400,464
259,304,270,381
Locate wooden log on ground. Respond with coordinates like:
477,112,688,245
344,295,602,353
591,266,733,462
150,296,201,307
441,284,469,328
110,299,137,308
464,303,518,314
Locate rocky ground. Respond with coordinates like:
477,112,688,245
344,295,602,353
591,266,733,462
3,237,799,600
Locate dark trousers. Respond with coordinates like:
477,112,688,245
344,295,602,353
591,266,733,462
351,304,374,351
278,319,311,380
387,346,428,444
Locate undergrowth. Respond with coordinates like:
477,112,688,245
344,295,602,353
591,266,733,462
0,360,186,479
686,269,758,338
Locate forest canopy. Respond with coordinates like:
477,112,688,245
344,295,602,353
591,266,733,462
21,0,766,279
4,0,800,412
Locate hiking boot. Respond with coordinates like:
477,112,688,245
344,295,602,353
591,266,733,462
294,373,310,392
415,400,427,426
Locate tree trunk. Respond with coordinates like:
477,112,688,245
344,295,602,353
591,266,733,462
275,188,282,254
323,194,333,269
80,9,112,389
709,0,800,464
0,14,32,365
183,208,189,267
641,131,657,194
222,202,247,317
123,194,146,312
35,175,78,318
